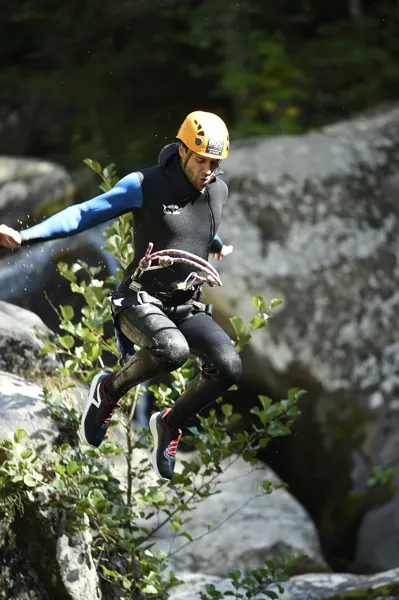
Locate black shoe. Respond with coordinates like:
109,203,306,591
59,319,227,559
80,371,120,447
149,408,182,481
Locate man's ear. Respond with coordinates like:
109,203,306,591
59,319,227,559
178,143,185,159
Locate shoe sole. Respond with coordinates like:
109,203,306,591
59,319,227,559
80,371,107,445
149,412,168,481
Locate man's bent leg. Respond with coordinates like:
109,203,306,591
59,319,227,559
107,303,190,398
81,302,190,448
165,342,242,430
163,311,242,430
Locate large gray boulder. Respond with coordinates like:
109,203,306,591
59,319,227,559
150,456,328,577
0,371,102,599
0,157,117,330
170,568,399,600
211,105,399,570
0,357,327,592
0,302,395,597
0,156,74,228
0,301,60,378
0,371,58,451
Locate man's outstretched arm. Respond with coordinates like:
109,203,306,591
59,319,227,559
0,172,143,248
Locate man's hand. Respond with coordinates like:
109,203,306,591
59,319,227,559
0,225,22,248
211,244,233,261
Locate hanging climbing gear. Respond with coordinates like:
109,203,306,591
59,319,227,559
111,243,219,365
130,242,222,291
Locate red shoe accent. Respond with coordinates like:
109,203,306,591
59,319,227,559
162,408,182,456
162,407,173,424
99,374,120,423
167,434,182,457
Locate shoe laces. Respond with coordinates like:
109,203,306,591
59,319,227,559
167,430,182,457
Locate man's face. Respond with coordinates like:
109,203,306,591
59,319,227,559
179,145,220,191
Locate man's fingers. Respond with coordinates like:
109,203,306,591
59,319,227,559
0,225,22,248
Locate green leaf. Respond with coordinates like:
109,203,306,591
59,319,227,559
21,449,33,459
221,404,233,417
258,395,272,410
252,295,268,312
85,344,101,362
61,321,76,335
142,584,158,594
179,531,193,541
268,420,291,437
58,335,75,350
230,316,245,337
149,490,167,504
270,298,283,309
55,462,66,475
38,339,58,355
60,305,75,321
66,460,80,475
288,387,307,402
70,282,85,294
83,158,102,174
23,474,37,487
93,474,108,481
80,328,99,343
14,429,27,443
57,262,77,283
262,479,273,492
250,315,267,330
71,262,84,274
235,333,251,351
100,566,120,580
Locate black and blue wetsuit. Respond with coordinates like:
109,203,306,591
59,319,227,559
20,143,242,429
21,143,226,297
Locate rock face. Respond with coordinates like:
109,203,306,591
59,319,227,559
151,456,329,577
170,568,399,600
0,503,102,600
0,301,60,377
0,370,101,599
0,301,398,599
0,157,117,332
210,105,399,570
0,156,74,228
0,371,58,451
11,507,101,600
353,479,399,573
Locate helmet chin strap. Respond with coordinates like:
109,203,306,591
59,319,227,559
182,148,193,170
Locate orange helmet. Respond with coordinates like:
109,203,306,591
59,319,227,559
177,111,230,160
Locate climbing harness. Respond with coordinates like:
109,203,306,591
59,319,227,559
111,243,220,365
130,242,222,291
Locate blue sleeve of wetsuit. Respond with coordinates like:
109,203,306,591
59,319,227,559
210,233,223,253
20,172,143,244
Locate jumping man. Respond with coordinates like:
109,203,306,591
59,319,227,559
0,111,242,480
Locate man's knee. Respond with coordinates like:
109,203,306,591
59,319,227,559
204,343,242,385
153,330,190,372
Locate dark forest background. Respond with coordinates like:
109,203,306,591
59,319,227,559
1,0,399,176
